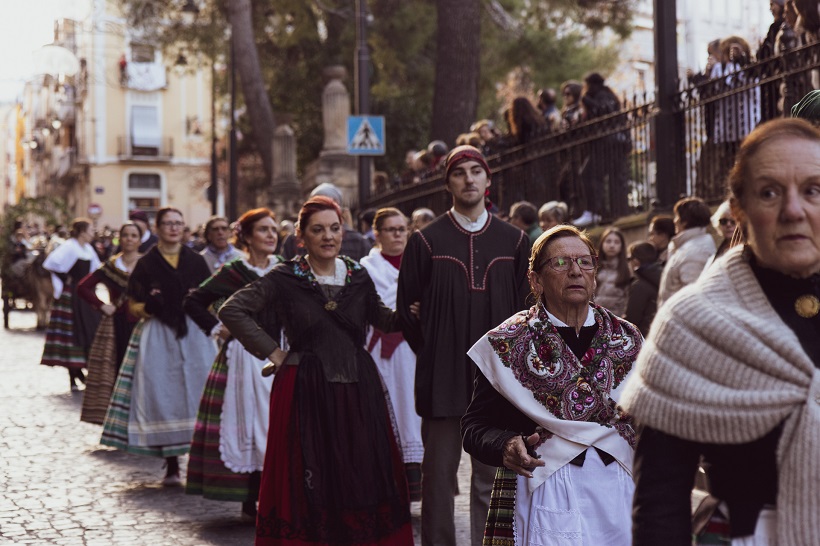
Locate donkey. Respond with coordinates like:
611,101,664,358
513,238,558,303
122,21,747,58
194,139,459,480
2,251,53,329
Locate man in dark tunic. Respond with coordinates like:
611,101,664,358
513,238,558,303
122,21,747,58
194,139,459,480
397,145,530,546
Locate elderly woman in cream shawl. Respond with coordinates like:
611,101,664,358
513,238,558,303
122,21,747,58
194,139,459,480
623,118,820,546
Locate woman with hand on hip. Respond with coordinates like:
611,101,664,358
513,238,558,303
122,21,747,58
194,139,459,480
77,221,142,424
219,196,413,546
184,208,284,520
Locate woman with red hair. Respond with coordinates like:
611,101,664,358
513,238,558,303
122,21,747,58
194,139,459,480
219,196,413,545
183,208,284,519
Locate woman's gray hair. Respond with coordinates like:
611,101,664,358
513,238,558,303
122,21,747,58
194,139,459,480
538,201,569,224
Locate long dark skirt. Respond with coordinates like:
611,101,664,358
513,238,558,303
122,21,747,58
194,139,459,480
255,353,413,546
41,290,86,369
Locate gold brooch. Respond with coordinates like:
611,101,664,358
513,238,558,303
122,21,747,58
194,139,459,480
795,294,820,318
324,301,338,311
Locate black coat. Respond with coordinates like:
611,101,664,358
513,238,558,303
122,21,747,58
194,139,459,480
397,213,531,418
633,425,780,544
218,257,396,383
624,262,662,336
128,245,211,338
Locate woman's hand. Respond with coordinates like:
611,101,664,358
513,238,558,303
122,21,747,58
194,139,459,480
100,303,116,317
261,347,288,377
502,432,545,478
217,325,231,341
410,301,421,319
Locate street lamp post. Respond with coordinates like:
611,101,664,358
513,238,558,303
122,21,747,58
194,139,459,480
209,60,218,215
653,0,685,208
228,34,238,222
355,0,371,209
180,0,235,219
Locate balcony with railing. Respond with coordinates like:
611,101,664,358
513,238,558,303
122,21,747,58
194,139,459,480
117,136,174,161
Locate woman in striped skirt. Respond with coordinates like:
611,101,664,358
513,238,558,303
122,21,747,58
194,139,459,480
100,207,216,486
183,208,283,519
76,222,142,424
40,218,101,391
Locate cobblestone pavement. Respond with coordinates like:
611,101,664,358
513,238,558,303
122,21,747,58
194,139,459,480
0,311,471,545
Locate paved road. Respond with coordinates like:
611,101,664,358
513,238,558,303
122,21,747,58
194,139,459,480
0,310,471,545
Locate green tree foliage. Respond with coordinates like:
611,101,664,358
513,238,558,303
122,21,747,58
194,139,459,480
122,0,634,180
474,0,631,134
369,0,437,175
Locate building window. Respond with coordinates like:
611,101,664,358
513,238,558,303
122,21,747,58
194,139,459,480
131,105,161,156
128,173,161,221
129,173,161,190
131,43,155,63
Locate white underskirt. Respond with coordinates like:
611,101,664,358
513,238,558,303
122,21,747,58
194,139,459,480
732,508,776,546
514,448,633,545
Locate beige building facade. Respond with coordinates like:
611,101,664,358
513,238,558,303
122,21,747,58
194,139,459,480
21,0,216,231
77,0,214,230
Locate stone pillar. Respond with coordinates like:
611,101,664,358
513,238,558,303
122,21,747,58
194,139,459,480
322,65,350,153
270,118,301,219
301,66,358,210
273,124,296,186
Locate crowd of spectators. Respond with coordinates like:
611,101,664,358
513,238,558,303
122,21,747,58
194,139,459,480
378,1,820,228
386,72,631,227
392,73,619,187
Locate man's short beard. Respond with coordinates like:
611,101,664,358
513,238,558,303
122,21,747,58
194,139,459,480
453,193,485,210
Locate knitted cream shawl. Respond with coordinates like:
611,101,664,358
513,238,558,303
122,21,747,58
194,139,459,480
621,245,819,546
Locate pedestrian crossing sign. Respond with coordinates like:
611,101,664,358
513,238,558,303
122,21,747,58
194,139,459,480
347,116,385,156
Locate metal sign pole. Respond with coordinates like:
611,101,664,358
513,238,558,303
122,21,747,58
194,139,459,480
355,0,371,209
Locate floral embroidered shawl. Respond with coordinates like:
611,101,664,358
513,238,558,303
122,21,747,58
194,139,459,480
468,303,642,493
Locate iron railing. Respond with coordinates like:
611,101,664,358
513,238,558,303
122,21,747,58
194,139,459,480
116,136,174,161
365,41,820,221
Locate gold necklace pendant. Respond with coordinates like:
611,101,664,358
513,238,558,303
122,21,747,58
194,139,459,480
795,294,820,318
324,301,338,311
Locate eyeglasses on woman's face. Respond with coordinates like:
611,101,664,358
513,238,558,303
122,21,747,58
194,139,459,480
379,226,407,236
718,218,736,226
543,255,597,272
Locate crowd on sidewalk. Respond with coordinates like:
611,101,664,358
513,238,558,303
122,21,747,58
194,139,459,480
5,115,820,546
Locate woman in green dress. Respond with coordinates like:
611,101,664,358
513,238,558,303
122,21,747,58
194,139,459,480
184,208,283,519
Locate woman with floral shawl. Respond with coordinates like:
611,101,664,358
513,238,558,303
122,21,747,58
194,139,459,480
462,225,642,545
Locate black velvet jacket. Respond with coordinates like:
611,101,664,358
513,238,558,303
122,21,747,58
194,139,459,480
219,257,398,384
128,245,211,338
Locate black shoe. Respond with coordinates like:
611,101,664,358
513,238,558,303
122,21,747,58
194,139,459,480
70,373,80,392
241,500,257,521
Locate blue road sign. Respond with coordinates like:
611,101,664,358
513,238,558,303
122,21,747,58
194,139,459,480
347,116,385,156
